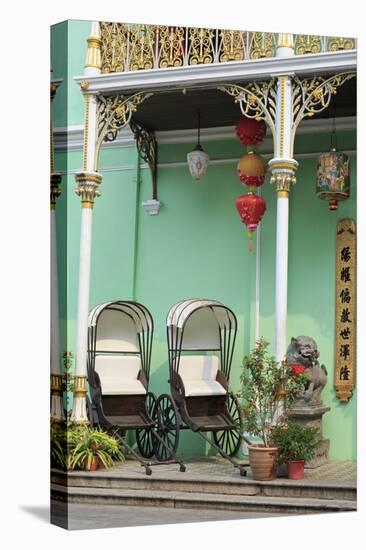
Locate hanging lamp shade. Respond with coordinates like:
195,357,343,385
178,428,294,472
187,144,209,180
236,117,266,147
235,193,266,251
316,149,350,210
237,151,267,188
187,109,209,180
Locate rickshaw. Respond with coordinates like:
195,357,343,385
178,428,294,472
86,300,185,475
151,299,247,476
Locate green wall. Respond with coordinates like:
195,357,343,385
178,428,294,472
52,20,357,460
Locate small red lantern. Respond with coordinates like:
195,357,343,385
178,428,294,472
235,193,266,251
237,151,267,188
236,117,266,147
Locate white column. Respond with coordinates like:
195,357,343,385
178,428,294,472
274,196,289,362
71,22,102,423
268,34,298,363
50,201,64,421
50,76,64,422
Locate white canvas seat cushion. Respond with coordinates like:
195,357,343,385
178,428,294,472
95,355,146,395
178,355,226,397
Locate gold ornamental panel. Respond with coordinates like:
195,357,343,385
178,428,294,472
250,32,275,59
157,26,185,68
98,23,356,74
187,27,215,65
327,36,355,51
295,35,322,55
219,30,245,62
334,218,356,403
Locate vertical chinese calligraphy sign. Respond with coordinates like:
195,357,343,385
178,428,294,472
335,218,356,402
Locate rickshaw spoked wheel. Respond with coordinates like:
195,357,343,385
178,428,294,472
213,392,243,457
152,394,180,462
136,392,157,459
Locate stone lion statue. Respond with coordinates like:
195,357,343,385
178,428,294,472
286,336,328,406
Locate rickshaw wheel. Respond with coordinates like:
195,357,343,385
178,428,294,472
152,394,180,462
213,392,243,457
136,392,157,459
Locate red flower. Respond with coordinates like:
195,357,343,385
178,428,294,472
291,365,306,377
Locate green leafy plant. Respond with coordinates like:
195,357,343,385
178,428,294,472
50,422,67,469
270,421,320,464
51,423,125,471
240,338,308,446
67,426,125,470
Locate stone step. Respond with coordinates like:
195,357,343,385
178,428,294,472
51,483,356,515
51,469,356,502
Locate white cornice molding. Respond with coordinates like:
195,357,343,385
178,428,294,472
54,116,356,152
73,50,356,94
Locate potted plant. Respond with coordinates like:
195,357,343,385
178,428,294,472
270,420,320,479
66,425,125,471
51,422,67,470
240,338,308,481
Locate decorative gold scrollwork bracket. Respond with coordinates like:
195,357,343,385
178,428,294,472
218,81,277,149
95,91,154,172
129,117,158,200
290,71,356,155
219,71,356,160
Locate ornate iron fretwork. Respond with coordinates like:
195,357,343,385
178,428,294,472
220,71,355,179
187,27,215,65
129,24,155,71
334,219,356,403
219,30,245,62
129,117,158,200
98,23,355,74
62,352,75,419
250,32,275,58
295,34,322,55
290,72,356,154
157,26,185,68
327,36,355,51
218,80,277,146
95,92,153,170
100,22,127,73
50,174,62,208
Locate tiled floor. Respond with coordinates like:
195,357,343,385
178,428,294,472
80,456,356,483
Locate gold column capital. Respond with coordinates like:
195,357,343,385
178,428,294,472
269,160,298,197
51,374,63,396
73,375,88,397
75,171,102,208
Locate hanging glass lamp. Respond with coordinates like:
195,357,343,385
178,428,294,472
187,110,209,180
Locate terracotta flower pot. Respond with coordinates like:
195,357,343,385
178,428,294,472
248,444,278,481
288,460,305,480
82,456,99,471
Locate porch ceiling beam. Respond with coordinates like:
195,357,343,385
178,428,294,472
74,50,356,95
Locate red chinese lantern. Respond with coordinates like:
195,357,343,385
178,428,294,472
236,117,266,147
237,151,267,188
235,193,266,252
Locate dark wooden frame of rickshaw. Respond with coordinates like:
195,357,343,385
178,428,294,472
167,302,238,431
86,300,186,474
87,301,154,430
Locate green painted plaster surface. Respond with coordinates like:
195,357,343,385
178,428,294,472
51,20,89,128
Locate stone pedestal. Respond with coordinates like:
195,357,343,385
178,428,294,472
289,403,330,468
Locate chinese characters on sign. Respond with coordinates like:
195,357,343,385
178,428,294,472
334,219,356,402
